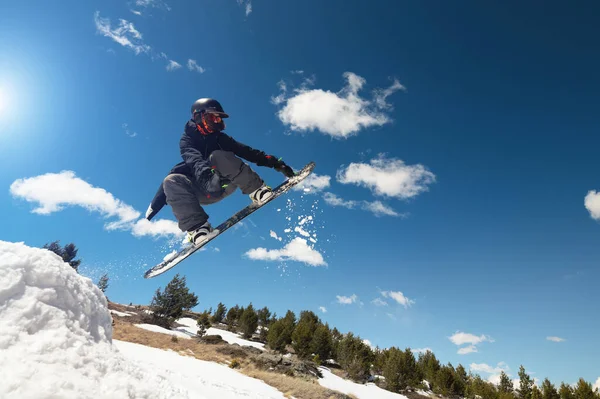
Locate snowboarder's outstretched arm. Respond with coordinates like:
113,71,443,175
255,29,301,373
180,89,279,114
220,133,295,177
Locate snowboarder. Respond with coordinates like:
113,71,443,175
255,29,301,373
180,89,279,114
145,98,295,247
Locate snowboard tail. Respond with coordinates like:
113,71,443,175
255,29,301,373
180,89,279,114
144,162,316,279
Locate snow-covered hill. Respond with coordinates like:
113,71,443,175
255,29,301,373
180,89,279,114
0,240,407,399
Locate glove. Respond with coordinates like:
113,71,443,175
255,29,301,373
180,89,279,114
202,171,225,198
274,161,295,178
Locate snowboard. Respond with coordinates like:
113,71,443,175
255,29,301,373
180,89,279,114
144,161,316,279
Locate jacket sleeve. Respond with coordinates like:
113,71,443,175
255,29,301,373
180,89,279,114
146,181,167,221
219,133,271,166
180,133,212,181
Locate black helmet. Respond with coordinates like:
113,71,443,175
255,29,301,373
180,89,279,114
190,98,229,118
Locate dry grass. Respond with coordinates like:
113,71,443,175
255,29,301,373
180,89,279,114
243,364,357,399
112,318,357,399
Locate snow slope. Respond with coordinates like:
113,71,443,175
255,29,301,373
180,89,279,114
0,240,282,399
318,367,408,399
115,340,285,399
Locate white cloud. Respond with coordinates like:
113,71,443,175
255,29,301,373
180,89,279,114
319,306,327,313
470,362,509,375
323,192,400,218
450,331,494,355
337,155,435,200
546,336,565,342
269,230,282,241
412,348,432,355
381,290,415,308
94,12,151,55
187,59,206,74
457,345,478,355
323,192,358,209
237,0,252,16
336,294,358,305
130,218,183,238
363,339,375,350
122,123,137,138
362,201,400,217
130,10,142,15
449,332,494,346
293,173,331,194
585,190,600,220
135,0,171,10
245,237,326,266
10,171,182,239
274,72,404,138
166,60,181,71
10,171,139,230
593,377,600,391
372,298,388,307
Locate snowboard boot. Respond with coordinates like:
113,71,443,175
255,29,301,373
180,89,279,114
249,184,273,206
187,221,213,246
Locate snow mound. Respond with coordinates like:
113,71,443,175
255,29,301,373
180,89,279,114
0,240,184,398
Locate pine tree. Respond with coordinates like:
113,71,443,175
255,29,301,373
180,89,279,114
434,364,457,396
383,347,404,392
454,364,468,397
292,311,320,358
149,274,198,328
518,365,534,399
239,303,259,339
573,379,595,399
417,350,441,385
211,302,227,324
267,310,296,352
541,378,560,399
532,386,542,399
43,241,82,272
336,333,373,382
559,382,575,399
97,274,109,293
402,348,422,389
197,310,211,337
257,306,272,341
500,370,514,393
225,305,241,329
311,323,333,361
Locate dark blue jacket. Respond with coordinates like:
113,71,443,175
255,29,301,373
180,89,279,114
146,120,272,220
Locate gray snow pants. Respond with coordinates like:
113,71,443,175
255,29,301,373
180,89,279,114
163,150,264,232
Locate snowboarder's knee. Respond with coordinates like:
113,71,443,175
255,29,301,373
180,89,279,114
163,174,190,190
209,150,238,165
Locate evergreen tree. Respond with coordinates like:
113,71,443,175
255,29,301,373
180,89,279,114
197,310,211,337
417,350,441,385
149,274,198,328
500,370,514,394
466,374,500,399
97,273,109,293
402,348,422,389
541,378,560,399
292,311,320,358
573,379,595,399
532,386,542,399
266,310,296,352
435,363,459,397
518,365,534,399
211,302,227,324
43,241,82,272
257,306,271,341
239,303,259,339
225,305,241,328
559,382,575,399
383,347,404,392
311,323,333,361
454,364,468,397
336,333,373,382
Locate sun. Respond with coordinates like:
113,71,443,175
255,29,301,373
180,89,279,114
0,86,6,114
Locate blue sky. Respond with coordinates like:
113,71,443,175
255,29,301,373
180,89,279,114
1,0,600,388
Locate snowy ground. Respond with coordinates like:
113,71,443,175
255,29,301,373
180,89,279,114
115,340,285,399
174,317,266,350
318,367,408,399
0,241,280,399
